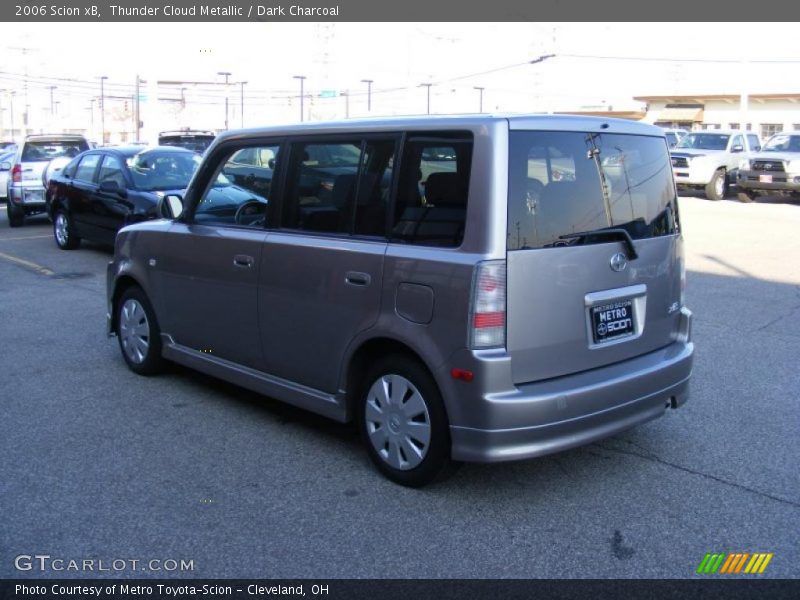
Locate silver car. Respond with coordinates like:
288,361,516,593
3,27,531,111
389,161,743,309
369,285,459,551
6,134,89,227
107,115,694,487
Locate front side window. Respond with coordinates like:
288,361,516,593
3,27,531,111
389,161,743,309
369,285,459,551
98,155,126,188
194,144,279,228
508,131,677,251
391,136,473,247
730,135,744,151
74,154,101,182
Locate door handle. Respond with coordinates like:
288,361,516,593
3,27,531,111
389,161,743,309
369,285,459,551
345,271,371,287
233,254,255,268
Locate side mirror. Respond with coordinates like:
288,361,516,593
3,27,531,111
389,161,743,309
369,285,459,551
160,193,184,219
0,161,10,172
268,158,276,169
99,179,127,197
731,145,744,153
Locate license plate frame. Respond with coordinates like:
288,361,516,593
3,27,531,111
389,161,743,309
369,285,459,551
590,299,636,344
759,174,773,183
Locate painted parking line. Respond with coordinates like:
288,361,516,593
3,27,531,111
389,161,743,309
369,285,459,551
0,251,56,277
0,235,53,241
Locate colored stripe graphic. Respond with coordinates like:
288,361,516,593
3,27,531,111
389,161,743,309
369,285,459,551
701,552,773,575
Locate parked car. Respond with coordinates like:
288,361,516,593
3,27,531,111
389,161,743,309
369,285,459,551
106,115,693,487
158,129,216,154
47,145,265,249
6,134,90,227
661,128,687,149
670,130,761,200
0,151,15,201
736,132,800,202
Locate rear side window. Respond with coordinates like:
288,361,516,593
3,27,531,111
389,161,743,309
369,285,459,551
391,136,472,247
22,140,88,162
508,131,677,251
74,154,101,183
282,139,396,236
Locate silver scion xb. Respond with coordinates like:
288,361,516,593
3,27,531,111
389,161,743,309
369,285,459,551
107,115,694,487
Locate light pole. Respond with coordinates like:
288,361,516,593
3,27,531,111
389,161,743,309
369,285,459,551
419,83,433,115
361,79,373,112
293,75,306,122
218,71,231,129
99,76,108,144
473,86,485,113
8,91,15,142
239,81,247,128
341,90,349,119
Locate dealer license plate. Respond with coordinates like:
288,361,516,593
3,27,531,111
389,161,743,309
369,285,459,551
759,174,773,183
590,299,635,344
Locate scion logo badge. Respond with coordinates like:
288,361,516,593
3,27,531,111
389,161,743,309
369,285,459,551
696,552,773,575
597,322,608,337
610,252,627,272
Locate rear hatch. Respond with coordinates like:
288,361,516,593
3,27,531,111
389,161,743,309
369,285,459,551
506,129,683,383
19,138,88,189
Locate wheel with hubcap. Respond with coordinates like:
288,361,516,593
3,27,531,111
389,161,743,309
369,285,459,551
117,286,165,376
358,355,452,487
705,168,728,200
53,210,81,249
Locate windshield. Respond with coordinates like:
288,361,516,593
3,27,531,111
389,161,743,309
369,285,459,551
762,134,800,153
508,131,677,251
675,133,730,151
22,140,88,162
159,135,215,153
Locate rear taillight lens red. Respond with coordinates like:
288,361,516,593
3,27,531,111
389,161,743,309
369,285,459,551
469,261,506,349
11,164,22,183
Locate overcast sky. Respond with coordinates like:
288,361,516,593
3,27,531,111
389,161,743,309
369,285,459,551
2,22,799,129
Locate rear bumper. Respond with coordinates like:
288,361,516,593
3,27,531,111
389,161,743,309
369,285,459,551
448,308,694,463
9,184,46,206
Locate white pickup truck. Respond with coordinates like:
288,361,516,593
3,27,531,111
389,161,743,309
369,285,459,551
670,130,762,200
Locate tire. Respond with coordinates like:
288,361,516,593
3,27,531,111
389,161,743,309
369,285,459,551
53,209,81,250
737,190,756,203
116,286,166,376
358,354,452,487
705,169,728,201
7,203,23,227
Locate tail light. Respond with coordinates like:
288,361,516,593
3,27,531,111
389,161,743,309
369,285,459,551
469,260,506,349
11,164,22,183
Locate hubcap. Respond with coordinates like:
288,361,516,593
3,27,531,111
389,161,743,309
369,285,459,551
119,299,150,364
55,213,68,246
365,374,431,471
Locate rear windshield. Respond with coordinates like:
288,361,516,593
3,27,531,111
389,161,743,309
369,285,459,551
158,135,215,153
508,131,678,251
22,140,88,162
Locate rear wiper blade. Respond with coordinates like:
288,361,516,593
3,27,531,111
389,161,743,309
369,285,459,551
559,228,639,260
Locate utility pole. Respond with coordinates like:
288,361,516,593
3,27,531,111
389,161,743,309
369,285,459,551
99,75,108,144
48,86,57,115
293,75,306,122
473,86,485,113
134,75,141,142
419,83,433,115
218,71,231,129
240,81,247,128
361,79,373,112
341,90,349,119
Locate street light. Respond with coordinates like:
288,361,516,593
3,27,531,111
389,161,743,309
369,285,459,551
473,86,485,113
419,83,433,115
217,71,232,129
293,75,306,122
239,81,247,128
99,76,108,144
361,79,373,112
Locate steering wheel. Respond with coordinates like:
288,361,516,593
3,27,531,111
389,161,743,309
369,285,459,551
234,199,267,227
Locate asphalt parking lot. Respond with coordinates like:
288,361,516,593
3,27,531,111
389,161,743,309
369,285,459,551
1,194,798,579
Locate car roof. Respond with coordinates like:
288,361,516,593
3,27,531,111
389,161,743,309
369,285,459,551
685,129,741,136
97,145,197,158
24,134,88,142
212,114,666,145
